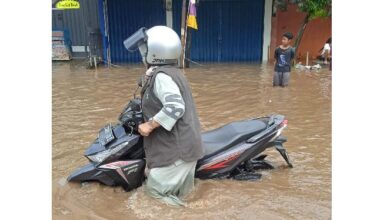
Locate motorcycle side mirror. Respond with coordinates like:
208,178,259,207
137,77,143,88
132,76,143,99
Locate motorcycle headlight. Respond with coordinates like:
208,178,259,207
87,141,129,163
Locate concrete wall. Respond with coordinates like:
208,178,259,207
270,3,331,62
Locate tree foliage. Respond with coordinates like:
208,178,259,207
274,0,331,19
291,0,331,19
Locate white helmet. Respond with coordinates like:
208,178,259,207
123,26,182,65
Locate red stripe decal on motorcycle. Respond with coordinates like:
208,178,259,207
203,154,240,170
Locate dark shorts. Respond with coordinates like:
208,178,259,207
273,72,290,87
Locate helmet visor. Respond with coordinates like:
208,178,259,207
123,27,148,52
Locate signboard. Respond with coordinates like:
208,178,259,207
55,0,80,9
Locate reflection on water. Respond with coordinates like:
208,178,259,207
52,61,331,219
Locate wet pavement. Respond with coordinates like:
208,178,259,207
52,61,331,219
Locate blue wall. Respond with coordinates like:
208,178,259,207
107,0,264,63
107,0,166,63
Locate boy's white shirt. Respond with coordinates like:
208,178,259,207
321,43,331,55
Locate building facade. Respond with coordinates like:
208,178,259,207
53,0,332,65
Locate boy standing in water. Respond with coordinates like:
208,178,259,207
273,32,295,87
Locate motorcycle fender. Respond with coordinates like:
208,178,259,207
67,162,116,186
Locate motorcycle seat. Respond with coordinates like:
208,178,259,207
201,119,267,157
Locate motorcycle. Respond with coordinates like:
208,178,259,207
68,93,293,192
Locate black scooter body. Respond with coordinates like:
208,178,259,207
68,98,293,191
195,116,290,179
67,162,116,186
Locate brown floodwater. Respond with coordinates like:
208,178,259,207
52,61,331,220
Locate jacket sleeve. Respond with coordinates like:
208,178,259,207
152,72,185,131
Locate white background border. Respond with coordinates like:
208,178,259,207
333,0,390,219
1,1,390,219
0,1,51,219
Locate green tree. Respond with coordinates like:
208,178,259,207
274,0,331,58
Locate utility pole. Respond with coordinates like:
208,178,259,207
185,29,192,68
165,0,173,28
179,0,187,68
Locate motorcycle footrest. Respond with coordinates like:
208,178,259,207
250,159,275,170
232,171,262,181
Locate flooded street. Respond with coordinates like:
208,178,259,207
52,61,331,219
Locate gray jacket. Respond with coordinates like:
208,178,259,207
141,65,205,168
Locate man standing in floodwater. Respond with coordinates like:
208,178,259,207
273,32,295,87
123,26,205,206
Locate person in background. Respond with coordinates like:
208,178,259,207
320,37,332,64
273,32,295,87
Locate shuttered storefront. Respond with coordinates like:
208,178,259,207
173,0,265,62
52,0,100,57
106,0,264,63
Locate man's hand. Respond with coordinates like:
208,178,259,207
138,119,160,136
